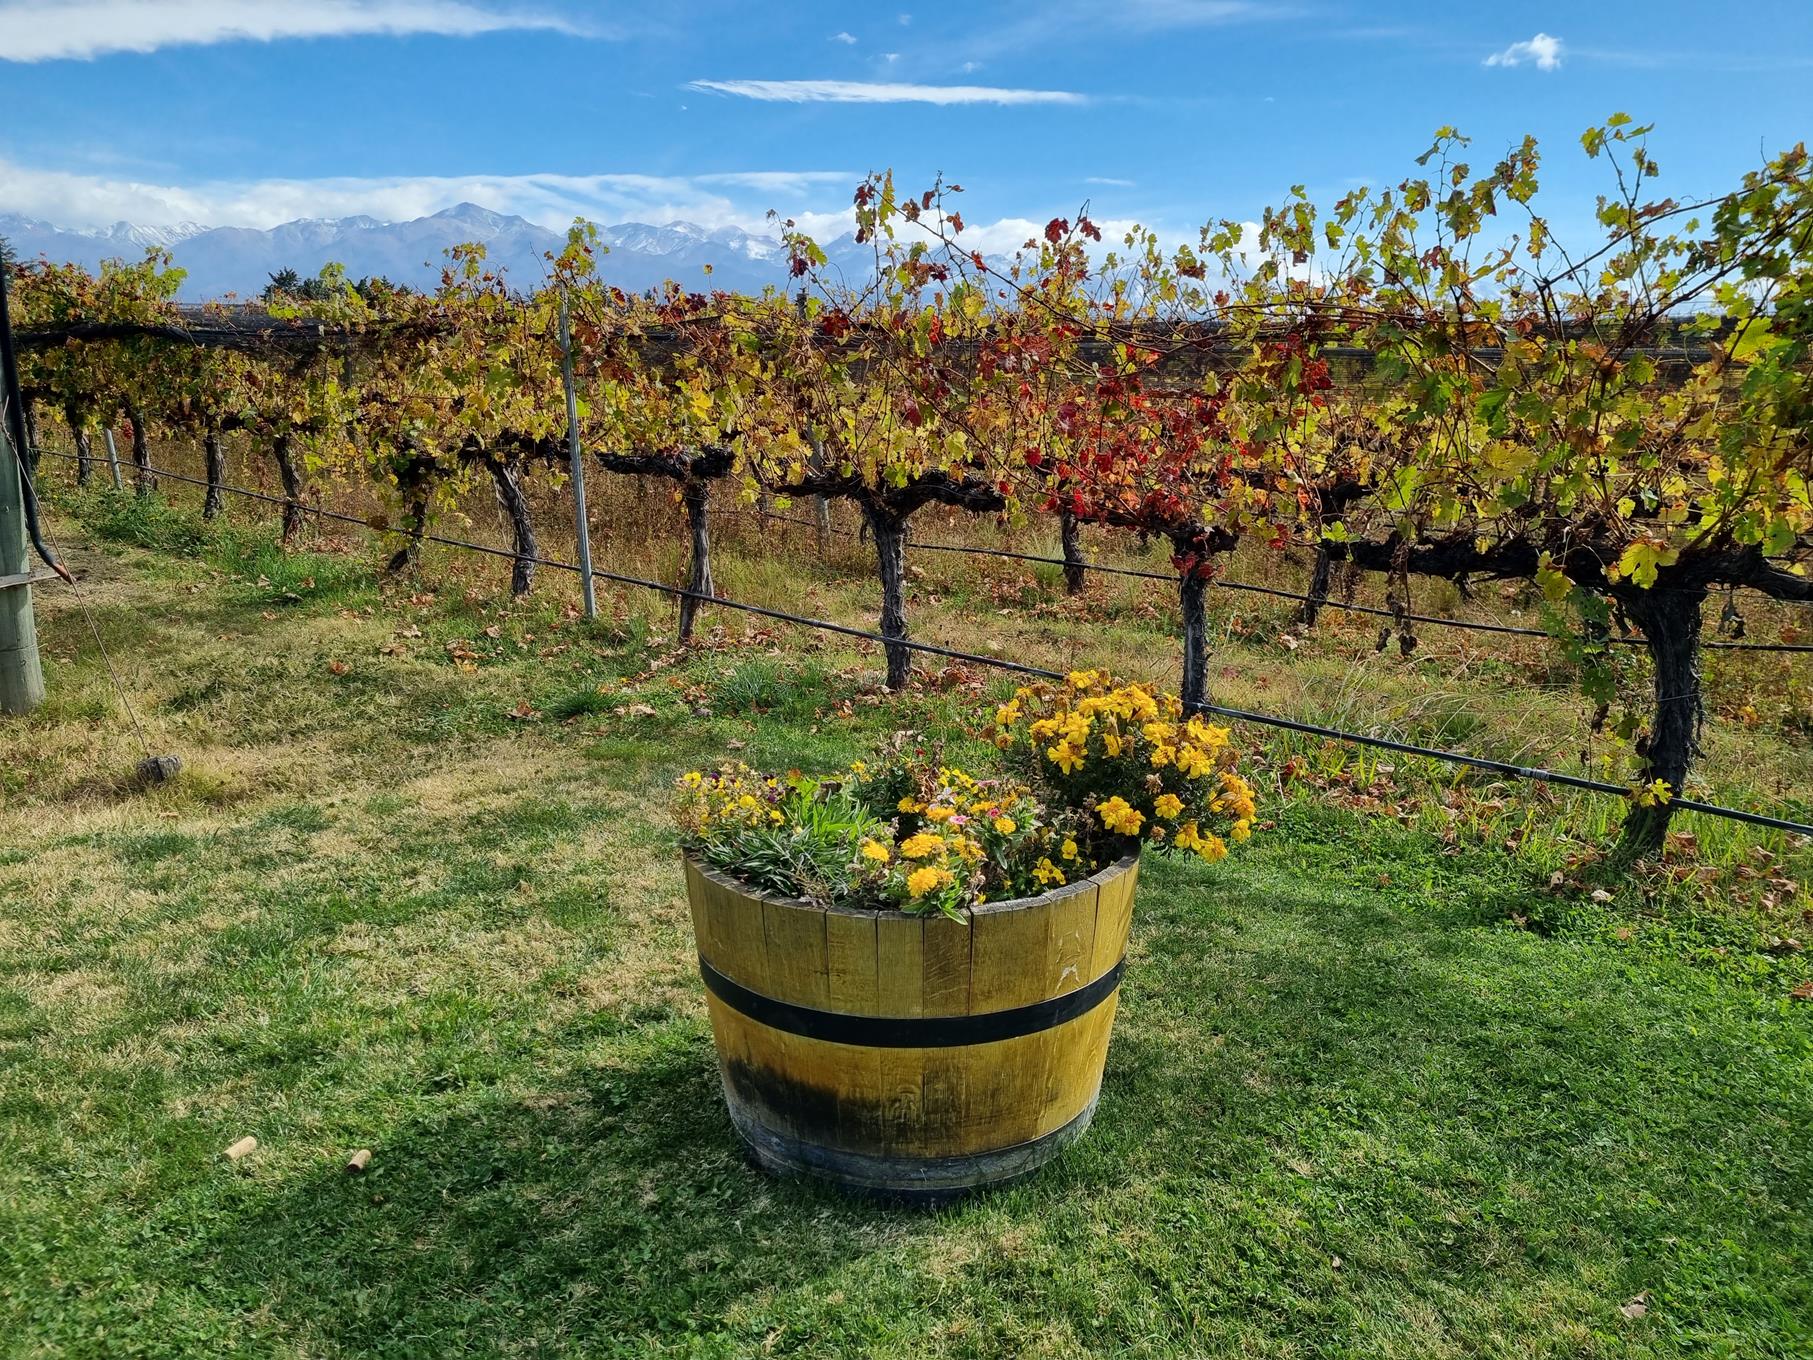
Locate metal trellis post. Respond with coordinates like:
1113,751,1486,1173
0,263,46,713
558,291,597,620
103,427,123,489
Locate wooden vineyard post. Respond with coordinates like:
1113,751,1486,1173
558,291,597,619
0,264,46,714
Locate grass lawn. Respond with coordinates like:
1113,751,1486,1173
1,490,1810,1358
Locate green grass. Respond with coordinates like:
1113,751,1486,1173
1,489,1810,1357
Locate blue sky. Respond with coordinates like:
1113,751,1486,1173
2,0,1809,252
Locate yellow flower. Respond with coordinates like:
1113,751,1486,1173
1175,745,1214,779
1060,838,1078,861
899,833,943,859
907,865,953,897
993,816,1017,835
1067,669,1101,690
1033,857,1066,887
860,840,891,863
1102,731,1124,757
1153,793,1184,820
995,701,1022,727
1230,819,1251,843
926,805,956,823
1150,744,1176,769
1097,796,1145,836
1047,743,1085,775
1195,833,1228,863
898,796,924,813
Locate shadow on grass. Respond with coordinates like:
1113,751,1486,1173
197,1025,957,1356
177,848,1813,1357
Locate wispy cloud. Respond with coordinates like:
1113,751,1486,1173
1116,0,1271,29
0,0,582,63
1484,32,1563,71
1085,176,1136,188
829,30,856,44
949,1,1282,69
685,78,1087,106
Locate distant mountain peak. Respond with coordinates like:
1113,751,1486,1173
0,204,864,299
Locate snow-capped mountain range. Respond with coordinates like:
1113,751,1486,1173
0,203,868,300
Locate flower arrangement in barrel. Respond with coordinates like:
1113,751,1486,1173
991,670,1256,865
674,673,1256,917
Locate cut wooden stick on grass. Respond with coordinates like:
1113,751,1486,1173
344,1149,372,1175
223,1136,257,1161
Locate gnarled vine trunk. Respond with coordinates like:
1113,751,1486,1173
202,430,225,519
678,480,715,643
124,400,154,496
862,500,912,689
1059,509,1087,595
1614,584,1708,862
484,454,537,597
1299,543,1334,626
384,454,435,578
20,398,39,478
272,433,303,544
70,415,93,486
1179,568,1211,712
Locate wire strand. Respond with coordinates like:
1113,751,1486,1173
731,505,1813,652
36,449,1812,839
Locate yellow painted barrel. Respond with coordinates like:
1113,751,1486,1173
683,852,1140,1200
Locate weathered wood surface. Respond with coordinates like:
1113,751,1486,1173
685,853,1140,1199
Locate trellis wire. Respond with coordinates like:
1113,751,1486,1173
735,506,1813,652
38,448,1813,839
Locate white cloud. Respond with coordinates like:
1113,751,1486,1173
685,78,1087,105
0,157,856,234
0,0,580,63
1484,32,1563,70
0,156,1177,273
829,30,856,43
1085,176,1136,188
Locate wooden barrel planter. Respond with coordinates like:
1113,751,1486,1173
683,852,1140,1201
